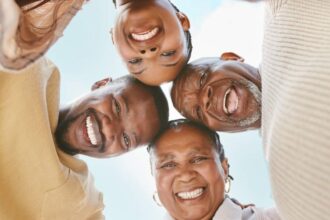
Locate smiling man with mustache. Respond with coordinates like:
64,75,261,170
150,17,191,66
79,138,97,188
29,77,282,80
171,52,261,132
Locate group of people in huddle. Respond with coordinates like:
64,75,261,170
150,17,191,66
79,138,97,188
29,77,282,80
1,0,329,220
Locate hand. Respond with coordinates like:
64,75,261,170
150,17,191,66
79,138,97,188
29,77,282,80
231,197,255,209
0,0,86,70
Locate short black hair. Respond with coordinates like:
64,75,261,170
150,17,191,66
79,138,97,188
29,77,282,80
148,119,225,161
122,75,169,136
112,0,192,62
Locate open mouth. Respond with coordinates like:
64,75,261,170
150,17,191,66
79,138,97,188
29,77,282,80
82,112,102,147
176,188,205,200
131,27,159,41
223,87,238,115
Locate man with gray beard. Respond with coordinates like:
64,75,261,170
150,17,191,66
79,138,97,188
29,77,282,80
171,52,261,132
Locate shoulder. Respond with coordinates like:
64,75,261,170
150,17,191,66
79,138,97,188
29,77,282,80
265,0,288,17
242,206,281,220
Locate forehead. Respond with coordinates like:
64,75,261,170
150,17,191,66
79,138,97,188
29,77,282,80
173,58,216,94
155,125,214,154
123,83,160,144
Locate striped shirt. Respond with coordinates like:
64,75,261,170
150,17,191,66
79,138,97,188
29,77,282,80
261,0,330,219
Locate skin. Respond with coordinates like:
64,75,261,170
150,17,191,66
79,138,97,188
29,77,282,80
56,77,160,158
151,125,229,220
171,52,261,132
112,0,190,86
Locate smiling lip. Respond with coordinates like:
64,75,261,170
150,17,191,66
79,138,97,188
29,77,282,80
131,27,159,41
82,111,102,148
176,188,205,200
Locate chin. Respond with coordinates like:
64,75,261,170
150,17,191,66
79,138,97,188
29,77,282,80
55,120,79,155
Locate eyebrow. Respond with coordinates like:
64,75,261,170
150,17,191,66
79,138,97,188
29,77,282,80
157,153,175,163
121,94,129,114
162,60,180,67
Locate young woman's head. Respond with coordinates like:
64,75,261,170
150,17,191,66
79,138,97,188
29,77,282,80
148,119,229,220
111,0,192,86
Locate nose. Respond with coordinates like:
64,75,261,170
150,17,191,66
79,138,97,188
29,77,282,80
200,86,213,111
176,165,197,183
139,46,158,57
102,116,121,140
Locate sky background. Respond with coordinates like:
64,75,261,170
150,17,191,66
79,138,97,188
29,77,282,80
47,0,270,219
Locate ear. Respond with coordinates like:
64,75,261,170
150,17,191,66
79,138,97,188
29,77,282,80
220,52,245,62
221,157,229,178
91,77,112,91
176,12,190,31
110,28,114,45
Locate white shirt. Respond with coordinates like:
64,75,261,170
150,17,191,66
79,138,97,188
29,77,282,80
163,197,280,220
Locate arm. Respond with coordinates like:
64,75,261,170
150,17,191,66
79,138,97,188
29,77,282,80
0,0,86,70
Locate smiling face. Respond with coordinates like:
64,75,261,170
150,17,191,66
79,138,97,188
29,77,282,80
55,77,161,158
112,0,190,86
171,56,261,132
150,124,228,220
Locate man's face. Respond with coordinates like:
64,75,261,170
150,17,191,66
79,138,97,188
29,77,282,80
56,79,160,158
151,125,227,220
171,57,261,132
112,0,190,86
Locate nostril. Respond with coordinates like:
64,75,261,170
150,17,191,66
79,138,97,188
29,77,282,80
140,50,146,54
150,47,157,52
206,101,211,110
207,86,212,98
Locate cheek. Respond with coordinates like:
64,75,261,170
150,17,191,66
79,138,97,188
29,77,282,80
156,172,172,195
200,164,225,190
113,33,134,60
155,172,176,209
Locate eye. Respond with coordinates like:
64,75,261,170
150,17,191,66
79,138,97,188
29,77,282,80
122,132,131,150
200,71,208,88
195,106,203,120
113,98,121,116
160,162,177,169
191,156,208,164
128,58,142,65
161,50,176,57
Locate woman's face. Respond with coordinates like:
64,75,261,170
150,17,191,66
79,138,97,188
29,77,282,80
112,0,190,85
151,125,228,220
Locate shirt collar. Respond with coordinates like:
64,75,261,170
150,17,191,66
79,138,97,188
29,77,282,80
163,197,243,220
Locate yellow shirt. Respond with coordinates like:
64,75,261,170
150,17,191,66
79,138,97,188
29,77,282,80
0,58,104,220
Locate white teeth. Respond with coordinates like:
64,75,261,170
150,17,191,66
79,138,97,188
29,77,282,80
223,88,231,114
131,27,159,41
177,188,204,200
86,116,97,145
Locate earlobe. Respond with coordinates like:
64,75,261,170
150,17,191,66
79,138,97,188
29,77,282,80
220,52,245,62
221,158,229,178
91,77,112,91
176,12,190,31
110,28,114,45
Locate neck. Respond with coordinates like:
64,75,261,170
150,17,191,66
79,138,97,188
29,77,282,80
58,104,70,125
115,0,134,6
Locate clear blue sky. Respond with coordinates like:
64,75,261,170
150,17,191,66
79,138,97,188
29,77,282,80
47,0,272,219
